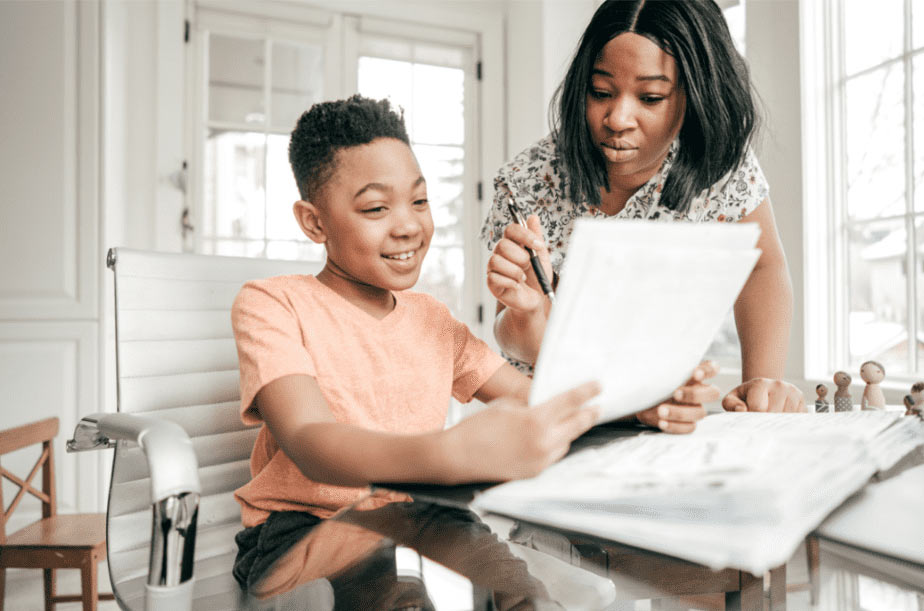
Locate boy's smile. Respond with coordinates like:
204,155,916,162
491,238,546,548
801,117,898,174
295,137,433,316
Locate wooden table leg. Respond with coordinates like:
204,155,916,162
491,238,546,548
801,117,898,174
768,565,787,611
725,571,763,611
806,536,821,606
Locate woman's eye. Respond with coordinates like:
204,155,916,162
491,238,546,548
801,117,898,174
641,95,665,104
590,90,611,99
413,199,429,207
362,206,386,214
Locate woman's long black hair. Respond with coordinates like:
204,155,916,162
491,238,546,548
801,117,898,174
550,0,759,213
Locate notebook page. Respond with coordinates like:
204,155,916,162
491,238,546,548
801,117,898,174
529,219,760,422
473,432,877,573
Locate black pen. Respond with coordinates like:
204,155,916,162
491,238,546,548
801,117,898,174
505,196,556,304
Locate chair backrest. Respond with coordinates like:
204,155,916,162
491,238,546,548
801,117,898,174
0,417,59,539
105,248,320,608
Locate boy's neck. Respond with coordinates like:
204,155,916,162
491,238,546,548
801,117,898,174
316,266,396,319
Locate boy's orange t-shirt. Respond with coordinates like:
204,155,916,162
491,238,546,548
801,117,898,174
231,274,505,527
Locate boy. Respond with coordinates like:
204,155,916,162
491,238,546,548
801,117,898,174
231,95,717,587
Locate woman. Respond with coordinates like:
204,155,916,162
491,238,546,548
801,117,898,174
482,0,804,424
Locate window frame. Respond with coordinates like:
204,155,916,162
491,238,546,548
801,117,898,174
185,0,505,337
802,0,922,382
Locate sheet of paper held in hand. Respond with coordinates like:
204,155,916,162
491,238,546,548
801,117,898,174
529,219,761,422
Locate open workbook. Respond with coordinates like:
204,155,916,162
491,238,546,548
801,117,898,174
472,411,924,574
529,218,761,422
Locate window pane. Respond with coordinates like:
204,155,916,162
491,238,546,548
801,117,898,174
413,144,464,247
915,55,924,212
359,53,469,319
270,42,324,131
917,219,924,370
358,57,413,127
847,219,910,375
266,134,303,241
914,0,924,49
411,64,464,145
203,130,266,239
419,246,464,315
844,0,903,75
845,65,906,221
209,35,265,126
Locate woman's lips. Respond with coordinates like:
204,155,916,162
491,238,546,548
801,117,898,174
601,141,639,162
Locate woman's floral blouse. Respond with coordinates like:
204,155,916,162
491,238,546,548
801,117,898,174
480,134,769,374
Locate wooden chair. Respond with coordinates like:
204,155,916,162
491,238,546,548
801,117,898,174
65,248,317,610
0,417,115,611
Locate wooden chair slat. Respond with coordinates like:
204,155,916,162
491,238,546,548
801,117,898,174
1,447,51,527
0,465,51,506
0,417,58,455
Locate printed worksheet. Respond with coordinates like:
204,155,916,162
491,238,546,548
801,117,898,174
529,219,761,422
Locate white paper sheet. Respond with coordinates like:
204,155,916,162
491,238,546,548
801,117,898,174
529,219,761,422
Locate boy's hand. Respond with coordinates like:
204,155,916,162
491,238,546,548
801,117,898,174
635,361,719,434
445,381,601,482
487,215,553,314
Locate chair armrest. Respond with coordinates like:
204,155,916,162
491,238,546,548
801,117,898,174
69,413,201,608
68,412,201,501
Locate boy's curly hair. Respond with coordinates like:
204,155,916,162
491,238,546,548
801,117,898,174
288,95,409,202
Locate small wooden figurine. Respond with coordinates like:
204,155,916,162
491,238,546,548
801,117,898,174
859,360,886,410
814,384,829,413
833,371,852,412
903,394,916,416
909,382,924,419
911,382,924,410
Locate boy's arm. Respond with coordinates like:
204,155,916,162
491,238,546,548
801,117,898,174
472,363,531,404
257,373,600,487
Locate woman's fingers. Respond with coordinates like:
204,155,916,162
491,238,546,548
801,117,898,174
493,237,532,270
487,248,529,281
722,378,806,412
656,403,706,423
688,360,719,383
503,221,546,252
636,402,706,434
672,382,720,404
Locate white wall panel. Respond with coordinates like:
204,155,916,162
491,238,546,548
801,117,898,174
0,321,101,531
0,0,99,320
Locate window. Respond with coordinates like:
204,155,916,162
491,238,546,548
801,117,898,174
191,10,332,262
188,6,483,327
352,24,477,318
804,0,923,379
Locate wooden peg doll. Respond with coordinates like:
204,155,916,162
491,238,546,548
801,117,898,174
833,371,852,412
909,382,924,419
911,382,924,409
859,360,886,410
903,394,917,417
814,383,830,413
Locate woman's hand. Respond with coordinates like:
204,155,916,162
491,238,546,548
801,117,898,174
722,378,805,412
486,214,554,314
443,380,601,482
635,361,720,434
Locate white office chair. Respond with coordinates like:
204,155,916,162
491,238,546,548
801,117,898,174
67,248,320,610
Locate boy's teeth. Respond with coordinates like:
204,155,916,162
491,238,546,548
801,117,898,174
385,250,415,260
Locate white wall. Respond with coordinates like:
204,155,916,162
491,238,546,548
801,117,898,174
0,0,104,529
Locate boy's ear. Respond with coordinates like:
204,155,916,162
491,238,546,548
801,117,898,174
293,200,326,244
